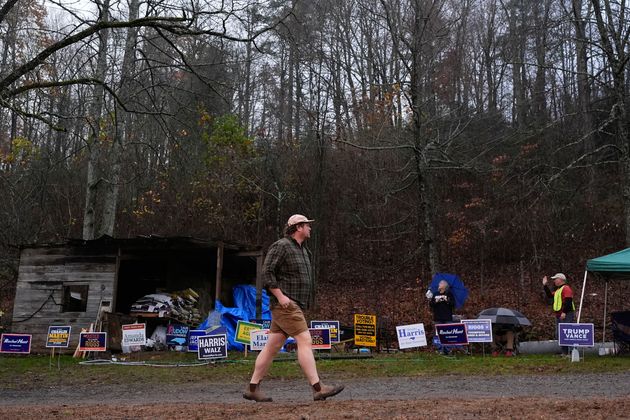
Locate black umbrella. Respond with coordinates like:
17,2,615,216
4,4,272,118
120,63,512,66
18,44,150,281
477,307,532,327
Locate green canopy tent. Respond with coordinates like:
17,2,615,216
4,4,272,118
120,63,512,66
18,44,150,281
578,248,630,342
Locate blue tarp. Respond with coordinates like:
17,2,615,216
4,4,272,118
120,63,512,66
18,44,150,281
198,285,271,351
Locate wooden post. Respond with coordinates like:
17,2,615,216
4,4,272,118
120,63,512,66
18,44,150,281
255,254,263,318
215,243,224,305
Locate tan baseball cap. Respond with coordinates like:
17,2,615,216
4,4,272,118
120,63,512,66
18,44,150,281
551,273,566,281
287,214,314,227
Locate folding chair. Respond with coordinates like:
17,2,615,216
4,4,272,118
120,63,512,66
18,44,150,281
611,311,630,356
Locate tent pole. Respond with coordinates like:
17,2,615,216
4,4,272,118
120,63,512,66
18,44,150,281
577,270,588,323
602,280,608,343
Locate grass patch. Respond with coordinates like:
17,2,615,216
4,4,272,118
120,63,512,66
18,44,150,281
1,351,629,389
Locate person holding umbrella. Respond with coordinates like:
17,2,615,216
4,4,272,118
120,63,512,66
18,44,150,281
426,279,455,355
426,280,455,324
542,273,575,356
426,273,468,355
478,307,532,356
491,324,517,357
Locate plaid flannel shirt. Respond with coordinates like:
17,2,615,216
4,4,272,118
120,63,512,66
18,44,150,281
263,236,314,309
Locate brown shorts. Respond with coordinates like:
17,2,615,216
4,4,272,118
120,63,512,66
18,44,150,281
269,302,309,337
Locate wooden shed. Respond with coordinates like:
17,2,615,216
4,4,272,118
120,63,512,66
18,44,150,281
10,235,263,353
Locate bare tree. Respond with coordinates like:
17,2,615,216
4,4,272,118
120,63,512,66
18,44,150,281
590,0,630,244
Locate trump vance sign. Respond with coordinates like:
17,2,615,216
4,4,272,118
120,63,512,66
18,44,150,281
558,323,594,347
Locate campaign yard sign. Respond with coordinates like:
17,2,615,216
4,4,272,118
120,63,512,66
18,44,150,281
187,330,206,353
166,324,189,347
461,319,493,343
1,333,32,354
310,320,340,343
558,323,595,347
188,326,227,353
197,334,228,360
249,329,270,351
354,314,377,347
309,328,332,350
235,321,263,345
396,323,428,349
250,319,272,330
46,326,71,348
78,332,107,352
122,323,147,347
435,323,469,345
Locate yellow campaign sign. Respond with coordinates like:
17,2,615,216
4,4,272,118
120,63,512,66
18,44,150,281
354,314,377,347
235,321,263,345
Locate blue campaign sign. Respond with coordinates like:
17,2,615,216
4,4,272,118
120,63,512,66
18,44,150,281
46,326,72,348
462,319,493,343
309,328,332,350
558,323,595,347
250,319,272,330
436,323,468,345
78,332,107,351
188,327,227,353
166,324,189,346
197,334,228,360
310,321,340,343
187,330,206,353
1,333,32,354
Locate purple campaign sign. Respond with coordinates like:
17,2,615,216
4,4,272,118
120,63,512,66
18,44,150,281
1,333,32,354
462,319,493,343
558,323,594,347
435,323,469,345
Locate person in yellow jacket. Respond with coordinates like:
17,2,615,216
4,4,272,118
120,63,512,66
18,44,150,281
542,273,575,356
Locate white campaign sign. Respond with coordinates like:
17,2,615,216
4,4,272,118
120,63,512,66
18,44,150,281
249,329,269,351
396,323,428,349
122,323,147,347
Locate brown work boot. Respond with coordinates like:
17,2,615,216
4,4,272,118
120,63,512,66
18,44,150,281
243,382,272,402
312,382,345,401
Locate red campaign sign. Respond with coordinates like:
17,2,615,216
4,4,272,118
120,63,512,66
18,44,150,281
79,332,107,352
309,328,331,350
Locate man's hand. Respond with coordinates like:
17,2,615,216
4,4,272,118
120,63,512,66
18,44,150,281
277,294,292,308
560,312,566,320
542,276,548,286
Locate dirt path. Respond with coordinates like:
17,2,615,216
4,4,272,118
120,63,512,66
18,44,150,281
2,372,629,418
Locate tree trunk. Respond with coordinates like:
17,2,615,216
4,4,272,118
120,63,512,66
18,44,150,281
100,0,139,237
82,0,110,240
410,0,440,275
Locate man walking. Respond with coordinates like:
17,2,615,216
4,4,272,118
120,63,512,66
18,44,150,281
243,214,344,402
542,273,575,356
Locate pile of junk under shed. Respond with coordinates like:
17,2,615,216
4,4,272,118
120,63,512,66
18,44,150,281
130,288,203,325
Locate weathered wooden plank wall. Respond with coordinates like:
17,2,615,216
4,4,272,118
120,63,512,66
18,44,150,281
11,246,116,353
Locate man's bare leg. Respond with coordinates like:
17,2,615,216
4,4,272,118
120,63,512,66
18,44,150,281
294,330,319,384
293,329,345,401
250,331,287,383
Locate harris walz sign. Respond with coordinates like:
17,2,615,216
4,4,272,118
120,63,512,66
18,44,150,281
197,334,228,360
